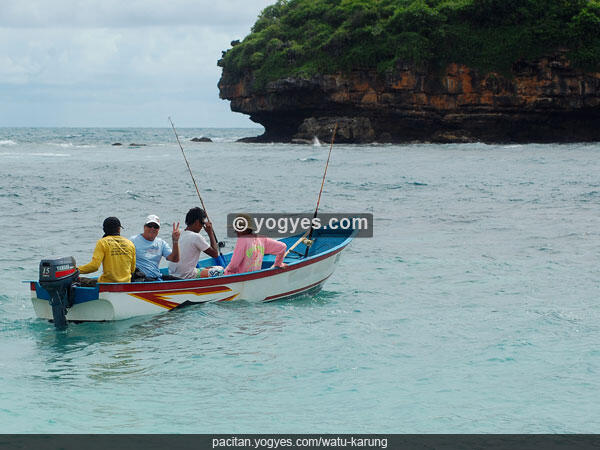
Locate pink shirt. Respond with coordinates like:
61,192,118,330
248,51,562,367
224,235,286,275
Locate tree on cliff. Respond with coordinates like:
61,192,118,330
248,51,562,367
218,0,600,89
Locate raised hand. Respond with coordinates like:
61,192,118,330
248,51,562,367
172,221,181,243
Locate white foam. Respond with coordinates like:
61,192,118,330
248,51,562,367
47,142,74,148
0,140,16,146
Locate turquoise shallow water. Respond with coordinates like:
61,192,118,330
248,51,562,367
0,128,599,433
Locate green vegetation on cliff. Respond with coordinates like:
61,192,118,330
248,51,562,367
218,0,600,89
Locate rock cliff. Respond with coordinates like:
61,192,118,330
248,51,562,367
218,52,600,143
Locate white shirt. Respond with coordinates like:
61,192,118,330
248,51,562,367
167,230,210,278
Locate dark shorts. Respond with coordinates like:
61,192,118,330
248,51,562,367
131,268,180,282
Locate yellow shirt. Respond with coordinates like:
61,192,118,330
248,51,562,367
79,235,136,283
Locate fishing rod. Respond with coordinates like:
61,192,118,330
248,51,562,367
304,122,338,258
168,117,226,265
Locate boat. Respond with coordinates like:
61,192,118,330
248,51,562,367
28,227,354,325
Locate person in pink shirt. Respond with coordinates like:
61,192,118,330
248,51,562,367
225,214,287,275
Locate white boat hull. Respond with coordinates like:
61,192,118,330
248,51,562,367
30,235,347,322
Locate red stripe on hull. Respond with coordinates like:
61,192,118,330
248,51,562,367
264,275,331,301
129,286,232,309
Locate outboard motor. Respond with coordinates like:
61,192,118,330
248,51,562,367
39,257,79,330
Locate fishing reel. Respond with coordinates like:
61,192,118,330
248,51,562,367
286,239,314,259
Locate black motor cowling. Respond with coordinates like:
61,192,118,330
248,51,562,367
39,256,79,330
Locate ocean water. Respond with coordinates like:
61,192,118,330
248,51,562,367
0,127,599,433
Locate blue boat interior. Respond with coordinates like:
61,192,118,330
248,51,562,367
195,227,353,270
31,227,354,304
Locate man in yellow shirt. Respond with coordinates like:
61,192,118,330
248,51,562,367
78,217,136,284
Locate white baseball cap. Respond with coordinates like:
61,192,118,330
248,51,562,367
144,214,160,226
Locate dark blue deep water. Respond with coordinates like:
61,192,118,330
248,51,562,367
0,128,599,432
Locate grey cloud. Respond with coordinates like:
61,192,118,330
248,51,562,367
0,0,272,126
0,0,273,28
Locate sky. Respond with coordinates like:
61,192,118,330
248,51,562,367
0,0,274,127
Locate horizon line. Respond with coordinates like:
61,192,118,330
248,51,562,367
0,125,264,129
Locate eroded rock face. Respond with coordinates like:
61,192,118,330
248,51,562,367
294,117,376,143
218,52,600,143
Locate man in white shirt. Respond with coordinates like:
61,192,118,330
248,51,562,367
168,207,220,278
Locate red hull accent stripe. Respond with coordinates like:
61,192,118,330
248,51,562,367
264,275,331,301
129,286,232,309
